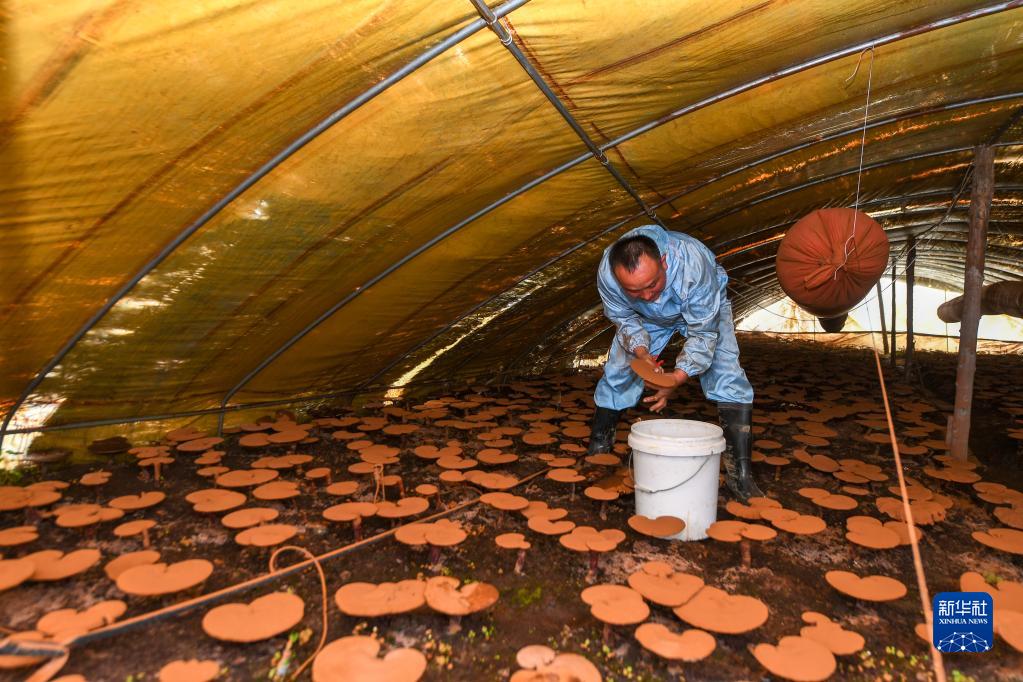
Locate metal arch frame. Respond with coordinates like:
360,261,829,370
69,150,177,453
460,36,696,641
210,3,1023,425
213,0,675,431
356,178,1023,394
0,0,535,448
688,142,1022,232
5,1,1020,442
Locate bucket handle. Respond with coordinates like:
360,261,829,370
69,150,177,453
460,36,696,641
628,452,713,495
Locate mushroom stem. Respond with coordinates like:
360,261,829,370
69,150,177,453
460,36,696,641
586,552,599,583
353,517,363,542
570,482,576,502
775,467,781,481
599,501,608,521
142,528,150,548
602,622,613,643
429,545,442,569
447,615,463,635
514,549,526,575
741,539,752,568
396,478,405,498
154,463,162,482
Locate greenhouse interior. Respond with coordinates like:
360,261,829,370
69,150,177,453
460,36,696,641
2,1,1023,680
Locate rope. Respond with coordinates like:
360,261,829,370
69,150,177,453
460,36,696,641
268,546,329,681
835,46,876,280
863,300,946,682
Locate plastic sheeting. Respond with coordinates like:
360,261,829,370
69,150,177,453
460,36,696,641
3,0,1023,438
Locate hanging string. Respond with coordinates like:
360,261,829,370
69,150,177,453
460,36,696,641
835,45,876,280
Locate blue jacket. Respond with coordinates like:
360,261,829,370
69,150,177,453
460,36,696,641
597,225,728,377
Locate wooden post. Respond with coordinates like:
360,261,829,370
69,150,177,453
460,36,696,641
905,235,916,374
889,262,897,370
876,282,889,354
949,145,995,461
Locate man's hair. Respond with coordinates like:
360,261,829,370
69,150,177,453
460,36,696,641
609,235,660,273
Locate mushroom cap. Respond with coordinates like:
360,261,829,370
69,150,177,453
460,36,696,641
959,571,1023,612
36,600,127,638
559,527,625,553
424,519,467,547
414,484,439,496
158,659,221,682
825,570,907,601
305,467,331,480
325,481,360,496
752,635,837,681
798,612,865,655
630,358,676,388
114,519,157,538
324,501,378,523
238,433,271,448
547,468,584,484
108,492,166,511
462,470,519,490
510,652,601,682
495,533,531,550
627,563,704,607
527,516,576,536
424,576,498,616
116,559,213,596
477,450,518,465
627,514,685,538
584,453,622,466
673,586,769,634
177,437,224,452
56,506,125,528
479,492,530,511
772,514,827,535
79,471,112,486
0,526,39,547
334,580,426,617
845,516,900,549
104,550,161,581
0,558,36,591
25,549,102,581
634,623,716,661
997,609,1023,653
186,488,247,513
202,592,304,642
312,636,426,682
0,486,62,511
252,481,301,501
973,527,1023,555
221,507,280,529
376,497,430,519
583,486,619,502
580,584,649,625
520,501,568,521
215,469,279,488
236,524,298,547
0,630,50,668
515,644,556,669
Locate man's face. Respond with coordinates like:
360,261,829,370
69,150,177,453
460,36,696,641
614,253,667,302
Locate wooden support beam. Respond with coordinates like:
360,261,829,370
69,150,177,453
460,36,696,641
889,262,898,370
948,146,995,462
876,281,889,354
905,235,916,374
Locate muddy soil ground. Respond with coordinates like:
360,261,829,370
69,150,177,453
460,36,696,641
1,335,1021,681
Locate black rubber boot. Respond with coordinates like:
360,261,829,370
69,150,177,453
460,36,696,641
586,406,622,455
717,402,765,502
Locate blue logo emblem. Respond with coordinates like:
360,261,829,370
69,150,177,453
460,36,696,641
932,592,993,653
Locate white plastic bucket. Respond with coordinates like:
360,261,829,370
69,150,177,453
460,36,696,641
628,419,725,541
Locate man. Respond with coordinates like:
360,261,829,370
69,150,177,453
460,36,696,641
587,224,765,502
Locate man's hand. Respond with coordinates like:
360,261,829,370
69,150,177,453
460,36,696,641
633,346,659,369
642,369,689,412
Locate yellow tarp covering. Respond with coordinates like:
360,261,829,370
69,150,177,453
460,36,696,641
2,0,1023,437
